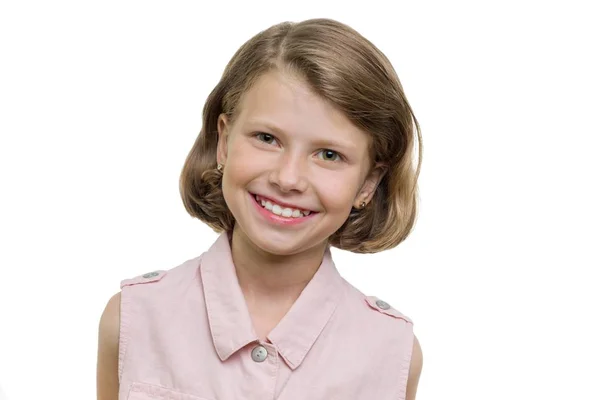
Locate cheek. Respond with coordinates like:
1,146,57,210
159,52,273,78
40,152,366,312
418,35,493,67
224,140,263,183
315,171,362,212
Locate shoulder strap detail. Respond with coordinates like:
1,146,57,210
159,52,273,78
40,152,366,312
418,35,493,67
120,270,167,289
365,296,413,324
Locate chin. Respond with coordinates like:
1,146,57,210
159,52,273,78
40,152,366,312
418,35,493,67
248,229,311,256
237,222,327,257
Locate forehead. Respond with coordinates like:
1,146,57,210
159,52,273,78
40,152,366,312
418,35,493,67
234,70,369,146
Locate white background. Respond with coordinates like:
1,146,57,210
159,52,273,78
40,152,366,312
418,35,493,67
1,1,598,399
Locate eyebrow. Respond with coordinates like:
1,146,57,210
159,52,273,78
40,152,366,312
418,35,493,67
246,119,360,152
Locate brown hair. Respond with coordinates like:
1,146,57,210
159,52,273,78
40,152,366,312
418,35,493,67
180,18,422,253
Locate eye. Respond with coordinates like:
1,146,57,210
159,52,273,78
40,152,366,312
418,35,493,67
256,132,276,145
317,149,342,162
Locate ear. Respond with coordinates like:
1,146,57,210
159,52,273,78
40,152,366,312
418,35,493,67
354,163,387,208
216,113,230,165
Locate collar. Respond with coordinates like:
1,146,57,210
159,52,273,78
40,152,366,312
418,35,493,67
200,232,345,370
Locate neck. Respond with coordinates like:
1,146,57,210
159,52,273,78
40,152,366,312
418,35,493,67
229,225,327,302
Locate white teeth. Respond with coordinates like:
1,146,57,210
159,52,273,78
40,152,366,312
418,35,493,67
255,194,311,218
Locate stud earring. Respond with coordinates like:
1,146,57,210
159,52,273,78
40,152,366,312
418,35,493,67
359,201,366,209
217,163,223,172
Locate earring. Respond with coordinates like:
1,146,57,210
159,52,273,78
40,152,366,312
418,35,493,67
217,163,223,172
359,201,366,209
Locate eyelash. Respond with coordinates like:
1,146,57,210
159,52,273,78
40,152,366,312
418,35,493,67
254,132,344,162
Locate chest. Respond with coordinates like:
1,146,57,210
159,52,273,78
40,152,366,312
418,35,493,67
246,301,294,341
121,334,408,400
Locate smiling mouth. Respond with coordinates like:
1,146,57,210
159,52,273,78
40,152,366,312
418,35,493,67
251,193,313,219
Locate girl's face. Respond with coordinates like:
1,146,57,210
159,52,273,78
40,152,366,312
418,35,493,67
217,70,382,256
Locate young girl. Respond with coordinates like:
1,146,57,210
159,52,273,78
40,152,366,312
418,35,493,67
97,18,423,400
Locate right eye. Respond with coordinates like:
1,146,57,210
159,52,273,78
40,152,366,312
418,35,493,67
256,132,276,145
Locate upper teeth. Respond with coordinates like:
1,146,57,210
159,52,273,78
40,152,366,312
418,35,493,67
255,195,310,218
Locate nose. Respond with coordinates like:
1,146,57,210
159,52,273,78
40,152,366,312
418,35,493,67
268,151,309,193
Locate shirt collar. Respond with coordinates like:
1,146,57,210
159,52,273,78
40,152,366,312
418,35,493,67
200,232,345,370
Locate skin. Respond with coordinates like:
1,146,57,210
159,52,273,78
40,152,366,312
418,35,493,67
96,69,422,399
216,70,384,339
97,292,120,400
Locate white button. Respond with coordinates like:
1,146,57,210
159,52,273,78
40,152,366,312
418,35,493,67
251,345,268,362
376,299,390,310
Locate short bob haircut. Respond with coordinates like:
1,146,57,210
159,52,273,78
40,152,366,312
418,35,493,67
180,18,422,253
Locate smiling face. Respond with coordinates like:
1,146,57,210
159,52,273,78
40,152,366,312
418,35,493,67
217,70,383,256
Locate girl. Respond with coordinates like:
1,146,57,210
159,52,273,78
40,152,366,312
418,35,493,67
97,18,423,400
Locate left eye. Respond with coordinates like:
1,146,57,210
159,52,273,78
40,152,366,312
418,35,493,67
256,132,276,144
317,149,341,162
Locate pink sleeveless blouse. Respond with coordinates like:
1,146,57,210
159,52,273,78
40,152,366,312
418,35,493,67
118,233,414,399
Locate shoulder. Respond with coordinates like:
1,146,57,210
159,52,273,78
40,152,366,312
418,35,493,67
340,279,413,325
119,254,204,291
120,270,168,289
406,334,423,400
363,295,413,324
99,292,121,345
97,292,121,400
339,281,420,395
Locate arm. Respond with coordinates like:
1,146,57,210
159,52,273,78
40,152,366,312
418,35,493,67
97,292,121,400
406,334,423,400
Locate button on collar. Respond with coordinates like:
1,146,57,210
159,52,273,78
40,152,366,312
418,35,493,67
251,345,268,363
